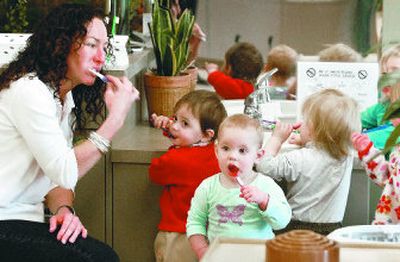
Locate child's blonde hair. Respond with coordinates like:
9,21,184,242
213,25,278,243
218,114,264,148
174,90,227,140
380,44,400,73
224,42,264,84
318,43,362,62
265,44,298,79
302,88,360,160
380,44,400,103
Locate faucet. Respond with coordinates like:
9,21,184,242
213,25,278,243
244,68,278,129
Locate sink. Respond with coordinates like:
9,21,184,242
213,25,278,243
221,99,297,124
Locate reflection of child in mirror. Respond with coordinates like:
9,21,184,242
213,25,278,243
318,43,362,62
257,89,360,235
361,44,400,150
205,42,264,99
264,44,298,100
187,114,291,260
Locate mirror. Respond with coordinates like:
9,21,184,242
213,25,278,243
195,0,377,59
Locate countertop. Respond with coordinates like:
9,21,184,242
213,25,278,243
111,122,171,164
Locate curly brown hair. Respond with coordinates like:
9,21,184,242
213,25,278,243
224,42,264,84
0,3,111,131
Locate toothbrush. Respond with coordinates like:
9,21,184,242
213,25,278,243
89,68,108,83
161,127,174,139
228,164,244,187
362,124,392,134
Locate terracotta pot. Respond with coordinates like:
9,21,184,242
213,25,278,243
144,71,191,119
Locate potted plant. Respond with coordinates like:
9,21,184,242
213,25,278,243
144,0,195,118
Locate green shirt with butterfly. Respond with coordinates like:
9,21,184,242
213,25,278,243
186,173,291,243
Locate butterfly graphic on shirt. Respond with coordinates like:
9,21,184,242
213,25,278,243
216,204,246,226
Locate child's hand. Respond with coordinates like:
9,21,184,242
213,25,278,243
240,185,269,211
272,121,293,144
351,132,371,152
150,113,172,129
204,62,219,74
391,118,400,127
288,133,303,146
288,122,304,146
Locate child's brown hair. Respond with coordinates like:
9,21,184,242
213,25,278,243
218,114,264,148
224,42,264,84
302,88,360,160
174,90,227,140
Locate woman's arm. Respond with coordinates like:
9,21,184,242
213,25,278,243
45,187,88,244
74,75,139,178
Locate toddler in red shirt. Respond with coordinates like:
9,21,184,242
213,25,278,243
206,42,264,99
149,90,227,262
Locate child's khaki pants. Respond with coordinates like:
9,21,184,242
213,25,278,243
154,231,197,262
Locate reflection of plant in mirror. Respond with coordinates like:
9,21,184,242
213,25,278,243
0,0,29,33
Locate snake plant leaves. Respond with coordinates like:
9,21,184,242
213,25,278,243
381,70,400,122
383,124,400,155
162,43,175,76
149,0,195,76
382,100,400,123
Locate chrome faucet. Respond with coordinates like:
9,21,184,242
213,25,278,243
244,68,278,129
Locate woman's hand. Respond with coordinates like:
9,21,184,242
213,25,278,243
104,75,140,127
188,23,206,61
49,207,88,244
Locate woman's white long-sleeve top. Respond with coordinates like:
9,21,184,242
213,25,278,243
0,74,78,222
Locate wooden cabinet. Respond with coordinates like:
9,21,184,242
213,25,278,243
112,163,162,262
74,156,107,241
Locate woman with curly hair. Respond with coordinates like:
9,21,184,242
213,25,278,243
0,3,139,261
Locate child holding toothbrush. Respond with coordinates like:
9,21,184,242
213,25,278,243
149,90,227,262
257,88,360,235
187,114,291,259
352,132,400,224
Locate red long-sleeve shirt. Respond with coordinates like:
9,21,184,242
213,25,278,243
207,71,255,99
149,143,220,233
